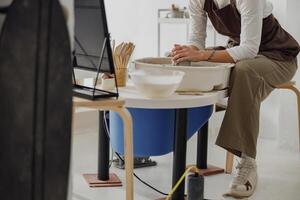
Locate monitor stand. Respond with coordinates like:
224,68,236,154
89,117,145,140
72,37,119,100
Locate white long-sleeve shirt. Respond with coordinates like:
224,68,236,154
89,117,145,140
188,0,274,62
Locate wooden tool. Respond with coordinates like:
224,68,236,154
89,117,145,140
112,41,135,86
112,41,135,70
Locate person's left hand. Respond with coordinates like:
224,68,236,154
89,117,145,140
172,46,204,64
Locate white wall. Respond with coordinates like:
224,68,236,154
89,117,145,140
105,0,188,59
105,0,227,58
269,0,287,25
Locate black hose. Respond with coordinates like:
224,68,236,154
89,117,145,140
114,152,169,196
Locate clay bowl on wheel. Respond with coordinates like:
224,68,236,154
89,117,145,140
129,68,185,98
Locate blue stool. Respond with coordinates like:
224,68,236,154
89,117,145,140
109,105,214,157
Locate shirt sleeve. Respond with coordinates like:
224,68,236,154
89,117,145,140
188,0,207,50
226,0,263,62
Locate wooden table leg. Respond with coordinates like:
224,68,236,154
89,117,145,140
114,107,134,200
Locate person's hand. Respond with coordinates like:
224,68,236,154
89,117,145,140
171,44,198,54
171,44,203,64
171,44,188,53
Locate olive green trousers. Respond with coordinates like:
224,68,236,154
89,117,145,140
216,55,298,158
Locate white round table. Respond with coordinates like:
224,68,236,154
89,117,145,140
118,84,227,109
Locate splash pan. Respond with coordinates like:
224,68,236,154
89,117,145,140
134,57,234,92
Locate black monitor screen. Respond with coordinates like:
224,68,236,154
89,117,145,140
74,0,113,73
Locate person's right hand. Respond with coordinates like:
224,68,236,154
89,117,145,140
171,44,198,56
171,44,201,63
171,44,187,55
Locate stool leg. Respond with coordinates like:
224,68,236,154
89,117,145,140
295,88,300,152
277,84,300,152
225,152,234,174
287,86,300,152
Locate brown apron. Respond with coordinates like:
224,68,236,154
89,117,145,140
204,0,300,61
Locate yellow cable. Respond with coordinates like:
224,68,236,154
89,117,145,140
165,166,200,200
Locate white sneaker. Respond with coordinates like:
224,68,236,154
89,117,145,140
224,155,257,198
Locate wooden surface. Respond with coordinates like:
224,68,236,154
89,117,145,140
73,97,125,108
73,97,134,200
276,81,296,88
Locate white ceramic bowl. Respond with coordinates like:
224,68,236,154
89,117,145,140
129,68,185,98
134,57,235,92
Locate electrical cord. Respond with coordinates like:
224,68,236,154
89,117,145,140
114,151,168,196
165,166,199,200
103,111,168,196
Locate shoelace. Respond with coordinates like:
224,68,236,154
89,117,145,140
233,159,255,185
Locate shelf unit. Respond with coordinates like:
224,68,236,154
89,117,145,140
157,9,217,56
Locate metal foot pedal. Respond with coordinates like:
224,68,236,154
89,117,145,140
113,156,157,169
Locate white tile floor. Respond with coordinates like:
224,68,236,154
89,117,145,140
71,113,300,200
72,112,300,200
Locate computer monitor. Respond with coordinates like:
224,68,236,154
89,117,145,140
74,0,114,73
73,0,118,100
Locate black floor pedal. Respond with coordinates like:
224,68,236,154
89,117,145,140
113,156,157,169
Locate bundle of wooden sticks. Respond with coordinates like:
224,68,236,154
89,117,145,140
112,41,135,70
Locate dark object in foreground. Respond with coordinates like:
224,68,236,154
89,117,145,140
0,1,72,200
0,6,10,13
